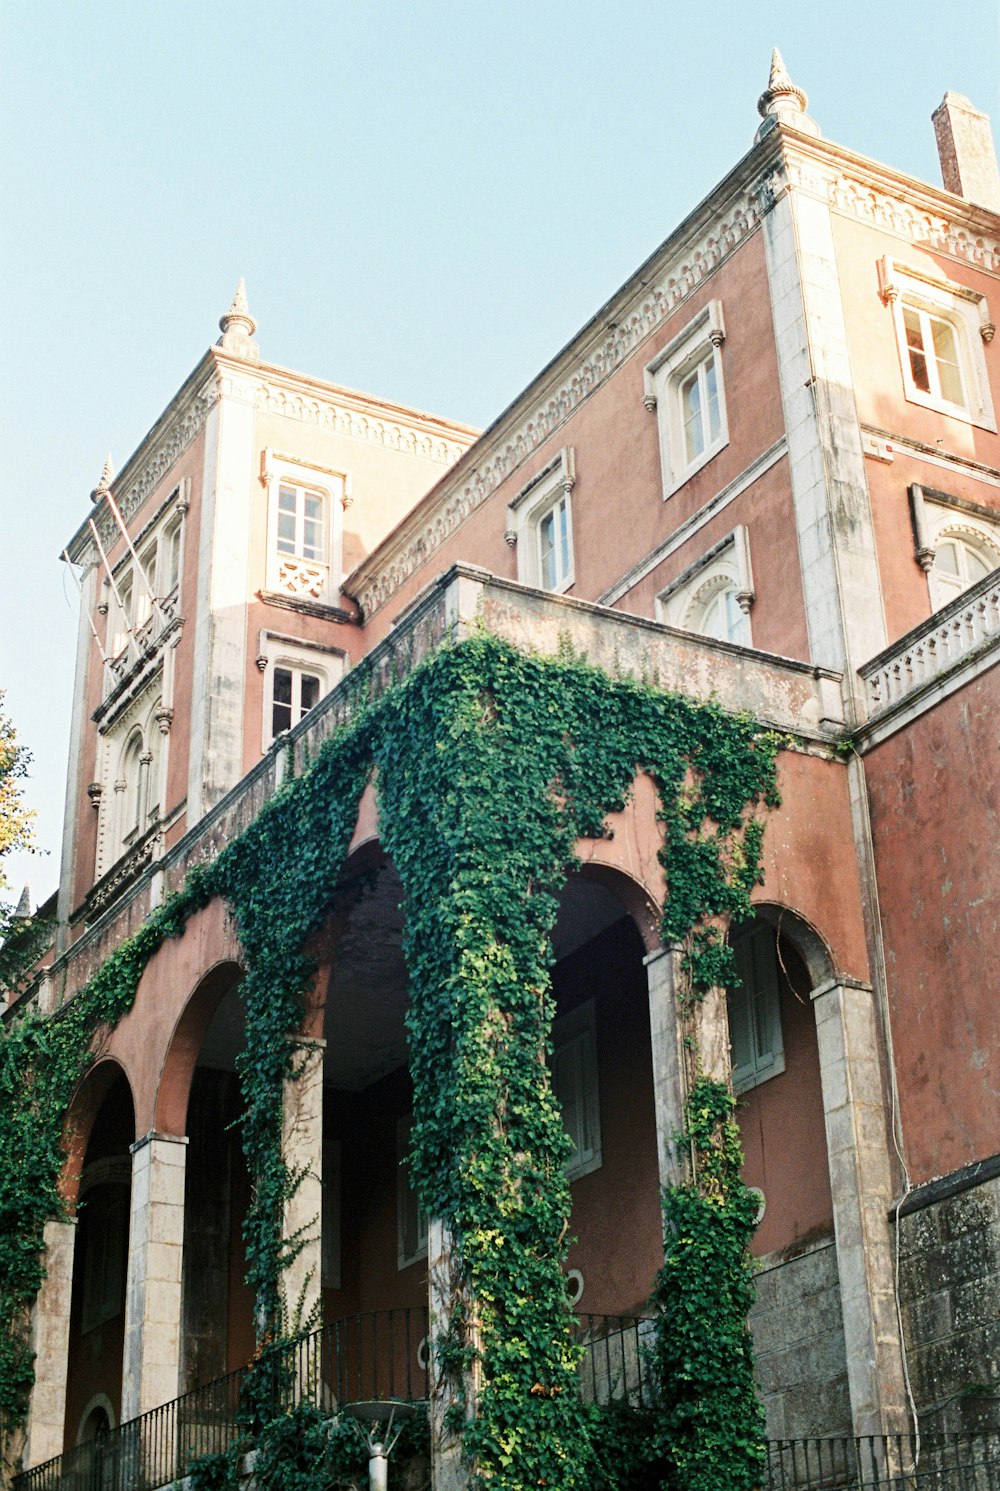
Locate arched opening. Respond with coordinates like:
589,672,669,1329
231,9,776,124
63,1067,135,1451
728,909,851,1439
550,869,662,1319
170,966,256,1389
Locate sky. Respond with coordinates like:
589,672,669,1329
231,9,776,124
1,0,998,907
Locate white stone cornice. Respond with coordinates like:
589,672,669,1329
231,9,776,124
253,377,471,465
67,357,221,565
348,180,768,620
776,135,1000,273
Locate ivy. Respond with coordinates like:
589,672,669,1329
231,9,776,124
649,1081,766,1491
0,633,780,1491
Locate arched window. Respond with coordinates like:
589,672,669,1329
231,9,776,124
686,577,751,646
120,731,145,850
929,530,999,609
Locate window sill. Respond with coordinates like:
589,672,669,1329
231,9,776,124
901,387,997,434
662,437,729,500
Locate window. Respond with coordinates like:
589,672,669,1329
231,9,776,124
80,1184,129,1333
657,526,754,645
258,632,343,750
929,534,996,607
263,451,344,603
879,257,996,430
909,484,1000,611
111,573,133,658
644,300,729,496
271,665,322,738
120,731,145,848
506,448,576,593
160,519,182,597
727,921,785,1094
551,1001,601,1182
680,352,722,465
397,1116,428,1269
277,482,325,562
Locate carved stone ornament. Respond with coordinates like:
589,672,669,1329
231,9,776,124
503,529,517,548
219,277,257,339
90,452,115,505
154,705,174,735
255,654,269,672
757,47,809,120
87,782,103,810
981,322,996,343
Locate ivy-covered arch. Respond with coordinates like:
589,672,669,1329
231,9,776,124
2,633,782,1490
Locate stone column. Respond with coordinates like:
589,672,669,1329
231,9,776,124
427,1219,470,1491
644,946,688,1190
22,1219,77,1469
281,1038,325,1335
645,944,733,1191
122,1132,187,1422
812,977,908,1436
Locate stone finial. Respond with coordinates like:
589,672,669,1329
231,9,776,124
932,93,1000,213
14,884,31,918
755,48,820,141
218,278,260,360
90,452,114,504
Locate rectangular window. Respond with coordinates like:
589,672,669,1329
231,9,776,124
271,666,322,738
728,922,785,1094
643,300,729,498
397,1116,428,1269
551,1000,601,1181
538,494,571,591
902,304,965,407
277,482,326,562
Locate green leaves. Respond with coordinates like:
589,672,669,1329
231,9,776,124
0,632,779,1488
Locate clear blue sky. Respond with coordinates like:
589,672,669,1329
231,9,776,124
2,0,998,905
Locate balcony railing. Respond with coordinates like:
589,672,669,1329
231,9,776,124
764,1433,1000,1489
16,1313,1000,1491
861,569,1000,716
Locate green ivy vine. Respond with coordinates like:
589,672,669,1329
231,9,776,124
0,632,779,1491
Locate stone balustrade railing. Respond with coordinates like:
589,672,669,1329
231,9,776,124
861,569,1000,715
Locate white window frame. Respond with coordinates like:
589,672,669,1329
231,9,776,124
551,999,602,1182
879,257,996,431
643,300,729,498
258,631,344,750
505,447,576,593
727,921,785,1095
396,1115,428,1270
656,526,754,645
262,450,345,604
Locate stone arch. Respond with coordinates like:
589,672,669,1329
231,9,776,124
574,769,666,949
75,1392,116,1443
154,960,245,1136
61,1057,138,1210
750,899,837,988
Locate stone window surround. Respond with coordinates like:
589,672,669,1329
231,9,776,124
655,524,755,639
256,629,345,752
908,481,1000,599
878,256,996,432
261,448,348,605
643,299,729,499
504,446,576,594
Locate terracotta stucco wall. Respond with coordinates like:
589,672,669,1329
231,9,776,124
864,674,1000,1181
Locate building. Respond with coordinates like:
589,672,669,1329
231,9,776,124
5,52,1000,1489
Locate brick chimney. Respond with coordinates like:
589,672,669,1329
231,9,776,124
932,93,1000,213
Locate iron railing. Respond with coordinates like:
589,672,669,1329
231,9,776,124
17,1311,1000,1491
764,1433,1000,1489
16,1307,430,1491
573,1312,655,1408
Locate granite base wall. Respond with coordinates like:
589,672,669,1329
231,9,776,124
750,1236,852,1438
897,1169,1000,1435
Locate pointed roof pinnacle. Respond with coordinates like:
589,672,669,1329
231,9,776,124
219,277,257,339
756,48,818,139
90,452,114,504
14,884,31,918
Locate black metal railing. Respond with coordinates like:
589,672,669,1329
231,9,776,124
573,1312,655,1408
16,1307,430,1491
17,1314,1000,1491
764,1433,1000,1489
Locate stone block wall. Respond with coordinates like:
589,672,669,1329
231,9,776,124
750,1237,852,1439
897,1168,1000,1435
